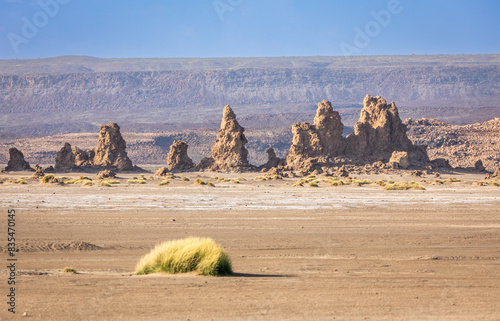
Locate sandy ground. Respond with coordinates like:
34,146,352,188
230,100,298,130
1,171,499,320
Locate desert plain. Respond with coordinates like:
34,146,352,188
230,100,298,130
1,170,499,320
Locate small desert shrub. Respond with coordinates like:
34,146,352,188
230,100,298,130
127,179,146,184
388,179,395,184
383,181,426,191
158,180,170,186
100,181,111,187
233,180,240,184
135,237,233,276
139,174,145,180
207,182,215,187
445,178,461,183
41,174,58,184
63,267,77,274
181,177,189,181
292,180,304,187
308,181,319,187
107,180,120,184
195,178,206,185
237,177,246,181
353,179,372,185
82,181,92,186
78,175,92,181
376,180,386,187
435,179,444,184
64,179,77,184
16,178,27,184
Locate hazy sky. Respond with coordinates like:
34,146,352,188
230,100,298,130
0,0,499,59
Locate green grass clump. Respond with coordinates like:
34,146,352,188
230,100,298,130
63,267,77,274
100,181,111,187
207,182,215,187
376,180,386,187
127,179,146,184
353,179,372,185
16,178,27,184
135,237,233,276
107,180,120,184
158,180,170,186
388,179,395,184
292,180,304,187
383,181,426,191
41,174,58,184
195,178,207,185
181,177,189,181
82,181,92,186
308,181,319,187
445,178,461,183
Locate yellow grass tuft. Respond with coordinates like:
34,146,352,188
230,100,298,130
135,237,233,276
158,180,170,186
63,266,77,273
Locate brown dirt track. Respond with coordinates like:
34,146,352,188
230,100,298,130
1,171,499,320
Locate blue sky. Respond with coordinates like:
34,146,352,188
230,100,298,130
0,0,499,59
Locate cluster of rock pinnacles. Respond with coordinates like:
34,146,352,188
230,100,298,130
4,95,436,173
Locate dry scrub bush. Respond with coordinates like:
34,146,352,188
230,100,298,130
158,180,170,186
63,267,77,273
135,237,233,276
195,178,207,185
41,174,58,184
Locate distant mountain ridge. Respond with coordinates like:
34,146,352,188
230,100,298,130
0,54,499,139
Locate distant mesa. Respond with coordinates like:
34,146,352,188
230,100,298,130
5,147,33,171
54,123,139,172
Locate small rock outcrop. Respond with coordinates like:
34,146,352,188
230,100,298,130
92,123,133,171
261,148,281,169
97,169,116,179
286,100,344,170
32,164,45,178
55,143,76,171
389,151,410,169
167,141,194,171
474,159,486,172
5,148,32,171
201,105,250,171
155,167,170,177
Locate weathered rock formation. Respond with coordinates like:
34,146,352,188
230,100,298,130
200,105,250,171
261,148,281,169
285,95,430,171
286,100,344,170
54,123,137,172
55,143,76,171
167,141,194,171
474,160,486,172
389,151,410,169
345,95,415,160
5,148,33,171
97,169,116,179
32,164,45,178
93,123,133,171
